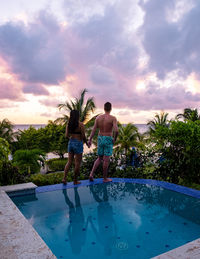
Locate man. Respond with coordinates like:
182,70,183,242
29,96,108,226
88,102,118,182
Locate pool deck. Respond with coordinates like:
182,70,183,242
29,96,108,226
0,179,200,258
0,183,56,259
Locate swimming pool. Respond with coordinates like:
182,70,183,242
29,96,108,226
11,179,200,259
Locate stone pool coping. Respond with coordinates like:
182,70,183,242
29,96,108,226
0,179,200,258
0,183,56,259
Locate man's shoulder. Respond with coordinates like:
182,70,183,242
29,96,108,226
96,113,117,121
110,115,117,121
96,114,105,120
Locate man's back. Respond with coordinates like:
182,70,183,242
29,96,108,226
97,114,117,136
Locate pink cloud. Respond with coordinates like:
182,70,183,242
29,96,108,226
0,1,200,118
0,78,25,101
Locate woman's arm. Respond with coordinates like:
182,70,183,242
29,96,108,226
80,123,88,144
65,124,70,138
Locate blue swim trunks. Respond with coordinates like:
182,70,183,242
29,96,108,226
68,138,83,154
97,135,113,156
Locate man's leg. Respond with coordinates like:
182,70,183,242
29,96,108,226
103,156,112,182
89,156,103,181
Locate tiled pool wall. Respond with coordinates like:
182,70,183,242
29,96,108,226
36,178,200,199
1,178,200,259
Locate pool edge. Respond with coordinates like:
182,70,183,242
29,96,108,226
36,178,200,199
0,184,56,259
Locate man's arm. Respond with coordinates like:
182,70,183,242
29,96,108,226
88,118,98,146
113,117,118,143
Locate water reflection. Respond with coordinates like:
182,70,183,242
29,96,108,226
93,182,200,225
62,188,88,255
89,184,117,256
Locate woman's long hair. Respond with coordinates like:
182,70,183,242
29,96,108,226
68,110,80,133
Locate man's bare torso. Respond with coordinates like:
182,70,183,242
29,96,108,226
96,114,116,136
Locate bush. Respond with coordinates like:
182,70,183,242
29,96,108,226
0,161,25,186
153,121,200,184
0,138,10,164
46,158,67,172
13,149,45,175
29,172,73,186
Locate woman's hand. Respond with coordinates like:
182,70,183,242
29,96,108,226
87,140,92,148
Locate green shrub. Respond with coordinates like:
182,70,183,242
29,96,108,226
0,161,25,186
46,158,67,172
153,121,200,184
0,138,10,163
29,172,73,186
13,149,45,175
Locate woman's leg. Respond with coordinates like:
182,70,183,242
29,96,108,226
74,153,82,184
62,152,74,184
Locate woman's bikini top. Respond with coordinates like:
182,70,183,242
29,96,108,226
70,126,82,135
71,131,81,134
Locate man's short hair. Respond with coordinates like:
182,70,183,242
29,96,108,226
104,102,112,111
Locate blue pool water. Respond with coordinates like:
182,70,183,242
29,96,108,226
12,182,200,259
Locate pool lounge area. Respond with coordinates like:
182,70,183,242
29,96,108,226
1,179,200,259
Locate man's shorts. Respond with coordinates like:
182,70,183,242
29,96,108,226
97,135,113,156
68,138,83,154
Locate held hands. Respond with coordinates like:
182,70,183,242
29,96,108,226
87,140,92,148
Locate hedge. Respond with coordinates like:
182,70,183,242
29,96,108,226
46,158,68,172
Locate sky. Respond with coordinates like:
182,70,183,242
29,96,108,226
0,0,200,124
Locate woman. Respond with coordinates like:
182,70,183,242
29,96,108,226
62,110,88,185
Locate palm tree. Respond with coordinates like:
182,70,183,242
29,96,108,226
147,112,169,133
56,88,96,125
115,123,140,162
13,149,45,175
176,108,200,122
0,118,14,144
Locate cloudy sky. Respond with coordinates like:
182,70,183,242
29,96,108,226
0,0,200,124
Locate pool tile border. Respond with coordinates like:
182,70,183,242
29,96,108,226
36,178,200,199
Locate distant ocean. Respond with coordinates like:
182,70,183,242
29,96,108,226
14,124,148,134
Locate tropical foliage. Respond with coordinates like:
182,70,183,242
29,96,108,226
0,137,10,165
13,126,41,152
13,122,68,158
57,88,96,125
0,118,14,144
41,121,68,158
176,108,200,122
46,158,68,172
151,120,200,184
13,149,46,175
2,104,200,191
115,123,140,155
147,111,169,133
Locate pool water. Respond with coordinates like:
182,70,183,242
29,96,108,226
12,182,200,259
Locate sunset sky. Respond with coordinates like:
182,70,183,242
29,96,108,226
0,0,200,124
